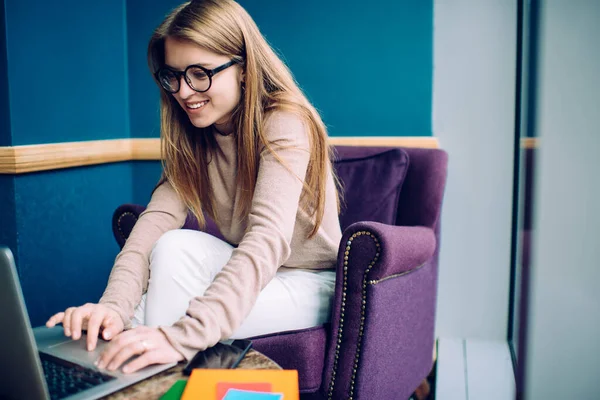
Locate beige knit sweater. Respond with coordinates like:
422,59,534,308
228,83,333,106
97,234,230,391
99,112,342,360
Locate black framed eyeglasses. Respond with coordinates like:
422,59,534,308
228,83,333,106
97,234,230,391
154,60,238,93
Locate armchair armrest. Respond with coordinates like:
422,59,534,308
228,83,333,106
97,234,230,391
112,204,147,249
322,221,438,400
344,221,436,280
111,204,222,249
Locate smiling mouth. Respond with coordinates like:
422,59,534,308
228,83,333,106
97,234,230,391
186,100,209,110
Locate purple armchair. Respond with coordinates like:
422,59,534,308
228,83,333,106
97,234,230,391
112,145,448,399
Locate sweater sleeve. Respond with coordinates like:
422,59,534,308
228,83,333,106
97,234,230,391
99,181,188,328
159,112,311,360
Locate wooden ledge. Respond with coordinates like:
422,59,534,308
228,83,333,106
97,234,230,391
0,137,440,174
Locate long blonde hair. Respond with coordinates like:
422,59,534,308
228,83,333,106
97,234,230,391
148,0,338,238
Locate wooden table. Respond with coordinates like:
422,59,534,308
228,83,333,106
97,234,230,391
103,349,281,400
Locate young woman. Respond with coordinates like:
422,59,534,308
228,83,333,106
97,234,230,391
46,0,342,373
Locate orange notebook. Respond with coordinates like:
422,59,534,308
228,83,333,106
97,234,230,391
181,369,299,400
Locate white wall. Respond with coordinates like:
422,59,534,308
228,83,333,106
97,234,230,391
433,0,516,340
524,1,600,398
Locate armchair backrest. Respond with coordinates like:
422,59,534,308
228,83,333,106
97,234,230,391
395,147,448,229
113,145,449,249
333,146,448,231
332,146,409,231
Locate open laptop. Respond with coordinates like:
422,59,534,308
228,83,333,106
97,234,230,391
0,247,177,400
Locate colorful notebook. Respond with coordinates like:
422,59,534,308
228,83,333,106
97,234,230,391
216,382,272,399
222,389,283,400
181,369,298,400
160,380,187,400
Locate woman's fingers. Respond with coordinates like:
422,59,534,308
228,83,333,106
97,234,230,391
96,328,184,373
70,305,93,340
85,310,107,351
96,328,142,369
46,304,125,350
62,307,77,336
101,313,123,341
106,340,146,372
45,312,65,328
122,351,160,374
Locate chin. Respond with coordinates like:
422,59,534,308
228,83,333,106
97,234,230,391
188,115,215,129
190,121,212,129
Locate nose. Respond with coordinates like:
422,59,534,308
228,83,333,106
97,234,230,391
177,75,196,99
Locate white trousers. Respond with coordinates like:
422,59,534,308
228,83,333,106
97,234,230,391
131,230,336,339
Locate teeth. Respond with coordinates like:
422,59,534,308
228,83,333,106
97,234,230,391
187,101,207,109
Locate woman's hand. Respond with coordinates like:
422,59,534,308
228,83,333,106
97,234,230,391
45,303,124,351
95,326,184,373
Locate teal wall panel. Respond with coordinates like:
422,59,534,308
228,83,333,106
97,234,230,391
15,164,132,326
132,162,162,205
0,175,18,265
240,0,433,137
126,1,177,203
2,0,134,326
2,1,18,269
4,0,129,145
126,0,433,140
125,0,433,201
0,0,11,146
126,0,177,139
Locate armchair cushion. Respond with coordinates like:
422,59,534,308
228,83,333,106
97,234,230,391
333,147,409,231
249,326,328,393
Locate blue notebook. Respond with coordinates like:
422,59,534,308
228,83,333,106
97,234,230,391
222,389,283,400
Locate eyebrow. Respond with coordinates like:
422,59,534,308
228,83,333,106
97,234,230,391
164,62,213,71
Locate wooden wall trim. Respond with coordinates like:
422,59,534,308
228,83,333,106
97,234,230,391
329,136,439,148
521,137,539,149
0,136,440,174
0,139,133,174
131,138,161,160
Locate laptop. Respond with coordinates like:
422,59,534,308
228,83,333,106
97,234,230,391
0,247,177,400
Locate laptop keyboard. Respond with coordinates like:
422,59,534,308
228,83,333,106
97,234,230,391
39,352,115,400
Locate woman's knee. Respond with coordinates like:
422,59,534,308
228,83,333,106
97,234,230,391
149,229,233,280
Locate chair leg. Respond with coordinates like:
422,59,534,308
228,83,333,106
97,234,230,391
413,378,431,400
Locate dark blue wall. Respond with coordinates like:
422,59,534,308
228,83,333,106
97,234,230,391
4,0,129,145
242,0,433,137
1,1,18,269
125,0,433,202
126,0,166,140
0,176,18,266
15,165,132,325
132,162,162,205
0,0,10,146
126,0,433,139
2,0,134,326
126,0,169,204
2,0,433,326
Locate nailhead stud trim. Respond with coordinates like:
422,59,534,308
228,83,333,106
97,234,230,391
117,211,137,243
328,230,380,400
